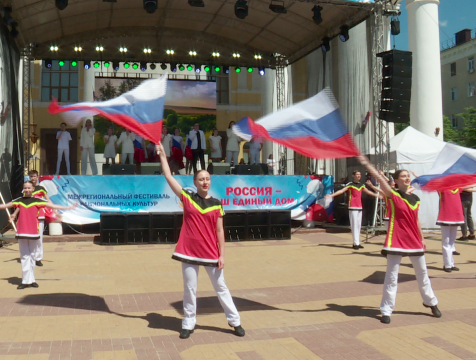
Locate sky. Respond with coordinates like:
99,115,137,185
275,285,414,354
391,0,476,51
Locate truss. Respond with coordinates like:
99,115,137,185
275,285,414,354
274,54,290,175
21,44,33,174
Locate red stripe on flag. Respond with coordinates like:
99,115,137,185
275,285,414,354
422,174,476,191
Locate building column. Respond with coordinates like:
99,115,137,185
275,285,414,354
406,0,443,139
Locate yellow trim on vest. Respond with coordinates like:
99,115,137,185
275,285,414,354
450,188,459,194
182,190,224,216
347,185,364,207
32,189,46,196
12,201,46,209
391,190,420,210
387,198,396,247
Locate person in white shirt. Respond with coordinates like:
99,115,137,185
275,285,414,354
117,130,135,164
189,122,206,173
161,124,172,161
103,127,117,165
267,154,276,175
209,129,223,162
80,119,98,175
226,121,241,165
55,122,72,175
249,136,262,165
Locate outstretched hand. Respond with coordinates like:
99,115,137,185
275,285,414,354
155,142,165,155
217,256,225,270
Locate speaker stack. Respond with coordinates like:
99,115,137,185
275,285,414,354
378,49,412,123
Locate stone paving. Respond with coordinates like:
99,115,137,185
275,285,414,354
1,230,476,359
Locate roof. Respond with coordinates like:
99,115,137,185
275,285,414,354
10,0,373,67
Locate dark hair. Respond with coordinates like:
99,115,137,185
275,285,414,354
352,170,361,176
61,122,67,126
392,169,409,189
193,170,209,181
24,180,34,186
28,170,38,176
228,121,235,128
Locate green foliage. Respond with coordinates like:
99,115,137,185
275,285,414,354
442,115,463,146
98,81,117,101
443,107,476,148
394,122,410,135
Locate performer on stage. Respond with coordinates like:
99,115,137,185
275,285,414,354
0,181,76,289
358,155,441,324
133,134,148,174
156,141,245,339
226,121,240,166
103,127,117,165
249,136,262,165
55,122,72,175
189,123,206,173
209,129,223,163
161,124,172,163
184,126,194,175
80,119,98,175
117,129,135,165
326,171,379,249
170,128,184,174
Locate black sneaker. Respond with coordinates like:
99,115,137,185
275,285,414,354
30,282,39,288
468,235,475,240
380,316,391,324
443,267,452,273
358,245,364,249
457,237,468,241
423,303,442,318
231,325,245,337
179,329,194,339
453,251,460,256
35,261,43,267
352,245,360,250
451,266,460,271
17,284,29,289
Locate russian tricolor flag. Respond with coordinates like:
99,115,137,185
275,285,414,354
232,88,359,159
412,143,476,191
49,76,166,144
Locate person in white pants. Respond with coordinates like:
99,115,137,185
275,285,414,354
358,157,441,324
249,136,262,165
156,141,245,340
55,122,72,175
226,121,241,165
80,119,98,175
117,130,135,164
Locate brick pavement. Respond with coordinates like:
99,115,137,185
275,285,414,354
1,231,476,359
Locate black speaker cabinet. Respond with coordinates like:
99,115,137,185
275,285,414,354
110,164,135,175
141,163,162,175
150,213,176,243
126,214,150,244
102,164,111,175
269,210,291,240
247,211,269,240
234,165,263,175
223,211,246,241
100,213,127,244
209,163,231,175
174,212,184,243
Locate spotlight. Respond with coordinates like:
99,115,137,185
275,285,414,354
166,49,174,55
247,67,253,73
113,61,120,71
170,63,177,72
179,64,185,71
321,37,331,53
195,67,201,74
55,0,68,10
254,54,262,60
45,59,53,68
96,46,104,52
143,0,158,13
132,63,139,70
235,67,241,73
104,61,110,68
214,66,220,72
3,6,13,25
187,64,193,71
223,66,229,74
10,22,18,38
233,53,241,58
312,5,323,25
391,19,400,35
204,65,210,72
258,66,265,76
339,25,349,42
189,50,197,56
160,63,167,70
84,61,91,70
143,48,152,54
71,60,78,67
119,47,128,52
94,62,100,68
188,0,205,7
150,63,157,70
74,46,82,52
212,52,220,57
140,62,147,71
269,1,286,14
124,62,130,69
235,0,248,19
50,46,59,51
58,60,65,67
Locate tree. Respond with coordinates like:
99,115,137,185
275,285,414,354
394,122,410,135
98,80,117,101
442,115,463,146
118,79,142,95
457,107,476,148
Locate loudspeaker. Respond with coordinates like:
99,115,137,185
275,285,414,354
246,211,269,240
141,163,162,175
234,164,263,175
223,211,246,241
378,49,412,123
209,162,230,175
110,164,135,175
269,210,291,240
126,214,150,243
100,213,126,244
102,164,111,175
150,213,176,243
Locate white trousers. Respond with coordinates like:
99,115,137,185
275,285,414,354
56,148,71,174
182,263,241,330
81,147,98,175
226,151,239,165
19,239,39,284
380,255,438,316
121,153,134,164
349,210,362,246
250,152,260,165
34,220,44,261
441,226,457,269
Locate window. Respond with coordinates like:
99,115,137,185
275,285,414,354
451,87,457,101
450,62,456,76
469,57,475,73
451,115,457,128
216,75,229,105
469,82,475,97
41,60,79,102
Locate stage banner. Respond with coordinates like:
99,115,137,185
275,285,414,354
39,175,334,225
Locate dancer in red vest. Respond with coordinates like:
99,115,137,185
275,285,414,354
156,142,245,340
326,170,379,249
0,181,76,289
357,155,441,324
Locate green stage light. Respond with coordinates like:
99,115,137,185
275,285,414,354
204,65,210,72
214,66,220,72
187,64,193,71
235,67,241,73
93,62,100,68
71,60,77,67
58,60,65,67
247,67,253,73
132,63,139,69
124,62,130,69
179,64,185,71
104,61,110,68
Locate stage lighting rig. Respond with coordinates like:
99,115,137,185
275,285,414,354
204,65,210,72
84,61,91,70
258,66,265,76
170,63,177,72
235,67,241,73
321,37,331,53
312,5,323,25
269,1,286,14
132,63,139,70
140,62,147,71
234,0,248,19
71,60,78,67
188,0,205,7
247,67,253,73
179,64,185,71
143,0,158,14
160,63,167,70
45,59,53,68
104,61,110,68
187,64,193,71
214,66,220,72
391,19,400,35
123,62,130,69
223,66,230,74
339,26,349,42
150,63,157,70
113,61,120,71
58,60,65,67
195,66,201,73
55,0,68,10
93,62,100,68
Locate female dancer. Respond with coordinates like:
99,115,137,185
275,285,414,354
209,129,222,162
170,128,184,174
156,142,245,339
358,155,441,324
0,181,76,289
104,127,117,165
226,121,241,165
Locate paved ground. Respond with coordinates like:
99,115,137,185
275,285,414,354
1,230,476,360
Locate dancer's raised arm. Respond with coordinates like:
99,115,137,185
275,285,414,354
356,155,393,198
156,142,182,197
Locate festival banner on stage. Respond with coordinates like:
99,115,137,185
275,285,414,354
39,175,334,225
